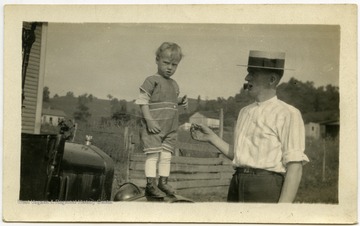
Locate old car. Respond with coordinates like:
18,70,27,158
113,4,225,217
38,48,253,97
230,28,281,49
20,123,114,201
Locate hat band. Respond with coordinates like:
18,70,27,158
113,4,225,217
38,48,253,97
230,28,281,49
248,56,285,69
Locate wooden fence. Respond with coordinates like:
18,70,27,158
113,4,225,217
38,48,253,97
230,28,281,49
119,125,235,193
127,153,234,190
73,123,235,197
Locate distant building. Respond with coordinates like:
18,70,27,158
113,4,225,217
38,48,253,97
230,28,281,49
305,122,321,139
179,122,192,130
41,108,67,126
189,111,220,129
320,119,339,139
305,119,339,139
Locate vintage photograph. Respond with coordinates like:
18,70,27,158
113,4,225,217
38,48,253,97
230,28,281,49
3,4,357,224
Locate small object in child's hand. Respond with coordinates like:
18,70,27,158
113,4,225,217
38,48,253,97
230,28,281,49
181,95,187,106
182,95,187,101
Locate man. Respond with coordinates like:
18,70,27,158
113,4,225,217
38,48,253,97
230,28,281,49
191,50,309,203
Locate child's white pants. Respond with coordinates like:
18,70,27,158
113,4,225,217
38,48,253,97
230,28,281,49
144,151,172,177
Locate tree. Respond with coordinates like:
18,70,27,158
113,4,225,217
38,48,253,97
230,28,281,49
323,85,339,111
73,93,91,122
43,86,50,102
277,78,317,114
110,98,129,122
276,77,339,117
88,94,94,102
53,94,59,98
66,91,74,98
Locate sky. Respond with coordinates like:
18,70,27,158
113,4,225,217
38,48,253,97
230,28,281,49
43,23,340,101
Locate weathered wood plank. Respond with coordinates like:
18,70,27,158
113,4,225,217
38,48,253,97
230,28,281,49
177,142,220,153
176,186,229,197
176,179,231,189
130,155,223,165
220,172,234,179
130,179,231,189
179,179,230,189
129,171,223,181
129,162,233,173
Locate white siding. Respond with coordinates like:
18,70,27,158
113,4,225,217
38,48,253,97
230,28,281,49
207,118,220,128
189,112,207,125
21,23,47,134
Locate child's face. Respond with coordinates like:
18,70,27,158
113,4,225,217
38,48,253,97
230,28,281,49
156,49,181,79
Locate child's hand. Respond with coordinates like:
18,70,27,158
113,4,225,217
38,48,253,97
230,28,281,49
178,95,188,109
146,120,161,134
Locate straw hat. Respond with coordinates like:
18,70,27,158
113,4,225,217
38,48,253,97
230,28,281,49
238,50,293,70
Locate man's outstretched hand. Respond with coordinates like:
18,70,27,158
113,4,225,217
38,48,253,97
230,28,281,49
190,123,216,143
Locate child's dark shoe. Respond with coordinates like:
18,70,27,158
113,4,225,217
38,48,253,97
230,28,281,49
145,177,166,198
158,176,175,196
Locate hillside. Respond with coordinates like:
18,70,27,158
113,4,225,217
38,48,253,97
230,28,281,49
42,96,201,122
43,96,112,121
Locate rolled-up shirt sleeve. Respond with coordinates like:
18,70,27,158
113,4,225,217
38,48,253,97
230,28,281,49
135,90,150,105
135,76,156,105
140,76,156,97
280,109,310,166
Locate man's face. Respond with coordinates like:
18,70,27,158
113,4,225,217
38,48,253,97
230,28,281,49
244,68,272,98
156,50,181,79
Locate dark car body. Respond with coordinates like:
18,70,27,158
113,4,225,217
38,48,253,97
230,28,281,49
20,133,114,201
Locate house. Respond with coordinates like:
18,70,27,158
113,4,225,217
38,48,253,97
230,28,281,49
179,122,192,130
305,122,321,139
41,108,67,126
189,111,220,129
305,119,339,140
320,119,339,139
21,22,48,134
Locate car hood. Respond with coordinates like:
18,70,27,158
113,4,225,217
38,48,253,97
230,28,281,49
62,143,114,174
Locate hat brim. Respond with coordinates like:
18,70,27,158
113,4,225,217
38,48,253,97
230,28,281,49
237,64,294,71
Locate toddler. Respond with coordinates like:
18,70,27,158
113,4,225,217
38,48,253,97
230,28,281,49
135,42,187,198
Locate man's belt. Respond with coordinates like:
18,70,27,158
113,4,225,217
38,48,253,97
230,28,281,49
235,167,283,176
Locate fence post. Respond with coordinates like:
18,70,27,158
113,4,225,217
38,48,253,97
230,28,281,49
322,139,326,182
124,126,130,182
219,108,224,139
174,148,180,156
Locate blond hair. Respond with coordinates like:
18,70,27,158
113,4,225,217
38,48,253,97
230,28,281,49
156,42,183,61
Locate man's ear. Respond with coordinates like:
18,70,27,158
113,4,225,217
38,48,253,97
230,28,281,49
270,74,280,85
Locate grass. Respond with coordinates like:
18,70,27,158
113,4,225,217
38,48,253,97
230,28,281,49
295,137,339,203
